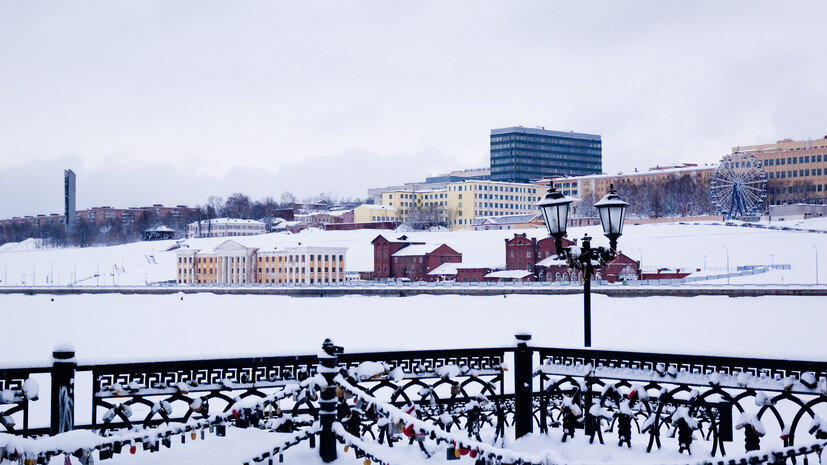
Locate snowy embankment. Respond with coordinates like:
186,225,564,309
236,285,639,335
0,222,825,286
1,293,824,366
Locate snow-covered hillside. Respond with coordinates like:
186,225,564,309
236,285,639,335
0,222,825,286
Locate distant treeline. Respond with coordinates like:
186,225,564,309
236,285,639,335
0,191,364,248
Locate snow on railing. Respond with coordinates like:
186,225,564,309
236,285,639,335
536,362,827,395
240,423,320,465
336,374,826,465
335,375,566,465
0,382,308,463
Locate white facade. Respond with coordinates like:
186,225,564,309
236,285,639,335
187,218,267,238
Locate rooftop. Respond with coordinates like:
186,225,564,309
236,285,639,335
484,270,533,279
391,244,442,257
551,163,717,182
491,126,601,141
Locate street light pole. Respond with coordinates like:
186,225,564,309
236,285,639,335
537,185,628,349
582,236,594,348
724,246,730,285
637,248,643,274
814,245,819,285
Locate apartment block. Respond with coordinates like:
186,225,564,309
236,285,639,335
548,163,716,200
732,136,827,204
375,180,545,230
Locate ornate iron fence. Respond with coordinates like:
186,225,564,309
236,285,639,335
1,339,826,464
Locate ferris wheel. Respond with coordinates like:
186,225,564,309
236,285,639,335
710,153,767,220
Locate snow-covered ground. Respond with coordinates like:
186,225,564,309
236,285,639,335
2,293,824,366
0,222,826,286
1,291,825,464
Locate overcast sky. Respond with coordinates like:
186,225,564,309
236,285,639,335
1,1,826,217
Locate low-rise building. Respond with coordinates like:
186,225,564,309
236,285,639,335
353,205,400,224
175,239,347,285
471,213,543,231
768,203,827,221
187,218,267,238
505,233,575,272
143,226,175,241
484,270,535,282
547,163,716,201
372,234,462,281
427,263,492,282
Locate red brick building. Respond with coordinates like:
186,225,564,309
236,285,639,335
426,263,492,282
372,234,462,281
505,233,575,272
505,233,641,283
602,253,642,282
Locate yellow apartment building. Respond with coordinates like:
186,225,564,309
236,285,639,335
352,204,400,224
549,163,716,200
371,180,544,230
176,240,347,285
732,137,827,204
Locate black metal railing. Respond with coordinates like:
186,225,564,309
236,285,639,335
1,339,826,465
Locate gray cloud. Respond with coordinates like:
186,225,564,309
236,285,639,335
0,148,468,217
1,1,826,216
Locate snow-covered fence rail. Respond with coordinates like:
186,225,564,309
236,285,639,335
85,352,319,432
2,339,827,464
534,345,827,457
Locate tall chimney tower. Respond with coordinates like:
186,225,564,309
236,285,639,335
64,169,77,235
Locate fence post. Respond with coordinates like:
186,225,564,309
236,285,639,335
50,345,76,436
514,333,533,438
318,339,341,463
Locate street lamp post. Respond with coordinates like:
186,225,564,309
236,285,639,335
538,184,629,349
724,246,730,285
637,248,643,275
814,245,819,285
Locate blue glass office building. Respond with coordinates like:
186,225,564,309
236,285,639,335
490,126,602,183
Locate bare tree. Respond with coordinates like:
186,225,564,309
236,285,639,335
404,204,448,230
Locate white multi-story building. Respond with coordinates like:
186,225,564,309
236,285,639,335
187,218,267,238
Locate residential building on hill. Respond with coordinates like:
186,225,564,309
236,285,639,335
175,239,346,285
547,163,716,200
186,218,267,238
490,126,602,183
367,168,490,204
360,179,544,230
0,204,199,237
471,213,543,231
731,136,827,204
